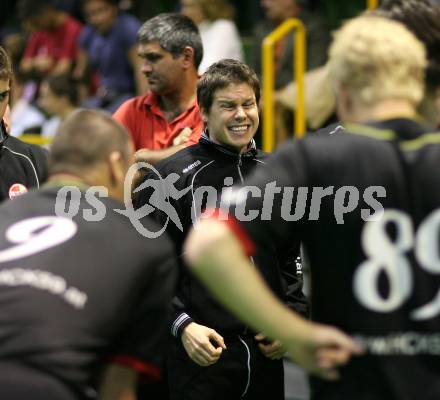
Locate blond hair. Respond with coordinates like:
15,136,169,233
328,16,426,107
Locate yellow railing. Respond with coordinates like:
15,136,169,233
262,18,306,152
367,0,379,9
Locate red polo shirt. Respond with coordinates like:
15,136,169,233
113,92,204,150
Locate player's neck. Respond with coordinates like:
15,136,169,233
353,99,418,123
48,173,89,188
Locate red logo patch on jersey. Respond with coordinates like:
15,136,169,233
9,183,28,199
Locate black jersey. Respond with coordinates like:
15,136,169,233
0,132,48,202
0,187,177,399
229,119,440,400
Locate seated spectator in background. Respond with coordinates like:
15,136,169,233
17,0,82,79
277,0,440,132
113,13,204,165
180,0,243,74
0,46,47,202
374,0,440,128
10,71,47,137
38,75,78,139
252,0,330,90
74,0,147,113
0,109,177,400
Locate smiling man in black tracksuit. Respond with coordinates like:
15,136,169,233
136,59,308,400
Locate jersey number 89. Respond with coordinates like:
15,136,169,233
354,209,440,320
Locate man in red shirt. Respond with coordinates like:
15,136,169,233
113,13,204,164
18,0,82,78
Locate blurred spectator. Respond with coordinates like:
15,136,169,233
10,71,46,137
113,13,204,165
277,0,440,131
252,0,330,90
74,0,147,112
1,28,26,70
374,0,440,128
180,0,243,73
17,0,82,79
38,75,78,139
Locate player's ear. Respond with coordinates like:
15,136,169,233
108,151,125,187
181,46,195,69
201,108,209,127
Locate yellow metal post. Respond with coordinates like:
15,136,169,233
262,18,306,152
367,0,379,9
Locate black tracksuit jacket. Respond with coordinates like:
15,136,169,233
0,131,48,203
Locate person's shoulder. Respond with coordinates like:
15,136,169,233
116,94,150,113
313,122,345,137
155,143,205,174
211,19,237,30
102,204,175,256
3,136,48,160
79,23,95,39
65,15,82,31
118,12,141,28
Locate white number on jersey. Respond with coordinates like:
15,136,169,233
0,217,77,263
354,209,440,321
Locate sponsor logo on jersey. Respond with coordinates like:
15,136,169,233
183,160,201,174
9,183,28,199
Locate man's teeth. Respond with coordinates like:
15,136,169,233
229,126,248,132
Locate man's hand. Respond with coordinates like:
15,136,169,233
285,323,364,381
172,127,192,146
255,333,286,360
181,322,227,367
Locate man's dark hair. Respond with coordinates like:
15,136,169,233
0,46,13,82
49,109,131,175
374,0,440,89
197,59,260,113
44,75,79,106
137,13,203,69
17,0,54,21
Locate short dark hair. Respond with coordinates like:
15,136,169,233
44,75,79,106
137,13,203,69
17,0,54,20
374,0,440,89
0,46,13,82
49,109,131,176
197,59,260,113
